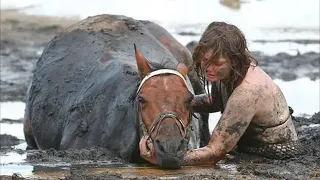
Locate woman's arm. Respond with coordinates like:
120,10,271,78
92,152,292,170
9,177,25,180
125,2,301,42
182,86,257,166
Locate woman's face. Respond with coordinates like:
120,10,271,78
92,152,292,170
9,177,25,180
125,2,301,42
200,49,231,82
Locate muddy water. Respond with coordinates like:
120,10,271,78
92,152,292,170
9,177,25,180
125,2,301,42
2,164,227,179
0,141,239,179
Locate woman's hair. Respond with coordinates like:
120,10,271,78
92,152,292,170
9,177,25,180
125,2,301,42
193,22,257,94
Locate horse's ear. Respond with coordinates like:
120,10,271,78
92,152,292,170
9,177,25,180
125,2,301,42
134,44,151,79
176,63,188,79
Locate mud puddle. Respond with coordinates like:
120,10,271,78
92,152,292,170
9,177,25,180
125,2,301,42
1,146,239,179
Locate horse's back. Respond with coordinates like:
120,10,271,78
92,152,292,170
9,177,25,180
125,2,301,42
27,15,147,151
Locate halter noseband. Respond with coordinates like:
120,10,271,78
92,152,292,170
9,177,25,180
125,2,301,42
136,69,193,140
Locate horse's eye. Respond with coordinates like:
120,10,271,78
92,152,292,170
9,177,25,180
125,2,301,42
137,95,147,104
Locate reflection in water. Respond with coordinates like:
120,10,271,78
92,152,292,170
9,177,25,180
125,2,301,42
2,163,231,179
0,164,34,176
0,157,225,178
0,123,25,139
1,152,27,164
0,101,25,120
86,166,217,177
0,142,31,176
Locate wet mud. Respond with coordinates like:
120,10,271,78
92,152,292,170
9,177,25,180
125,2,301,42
0,134,24,147
0,112,319,180
0,9,78,102
0,118,23,124
25,147,124,164
0,9,319,180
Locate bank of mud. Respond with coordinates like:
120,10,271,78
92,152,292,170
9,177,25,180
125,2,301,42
0,9,78,102
0,112,319,180
0,9,319,180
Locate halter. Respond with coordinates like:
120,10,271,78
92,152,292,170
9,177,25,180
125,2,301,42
135,69,194,142
137,69,192,93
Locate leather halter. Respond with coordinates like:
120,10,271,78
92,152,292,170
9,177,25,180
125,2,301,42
136,69,193,141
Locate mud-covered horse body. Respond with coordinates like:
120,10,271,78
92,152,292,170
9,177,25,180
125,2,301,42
23,14,209,166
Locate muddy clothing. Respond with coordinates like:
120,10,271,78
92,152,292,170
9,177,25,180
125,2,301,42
236,107,302,159
191,81,302,159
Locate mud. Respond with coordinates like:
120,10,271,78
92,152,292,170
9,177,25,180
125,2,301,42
0,118,23,124
0,9,319,180
0,9,78,102
0,112,319,180
0,134,24,147
25,147,125,164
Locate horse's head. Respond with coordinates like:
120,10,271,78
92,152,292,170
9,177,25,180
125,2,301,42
134,44,194,169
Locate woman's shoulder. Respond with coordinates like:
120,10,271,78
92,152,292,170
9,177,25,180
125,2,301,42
240,66,273,89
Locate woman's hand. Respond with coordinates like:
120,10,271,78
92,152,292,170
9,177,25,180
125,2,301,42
139,136,157,165
183,146,217,166
140,136,219,166
189,83,222,113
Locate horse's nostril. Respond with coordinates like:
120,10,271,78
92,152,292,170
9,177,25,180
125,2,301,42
155,139,164,152
177,139,186,152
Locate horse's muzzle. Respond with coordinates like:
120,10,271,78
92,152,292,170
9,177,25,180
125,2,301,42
154,138,188,169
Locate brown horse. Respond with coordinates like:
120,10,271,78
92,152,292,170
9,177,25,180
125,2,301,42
135,44,199,168
23,14,208,169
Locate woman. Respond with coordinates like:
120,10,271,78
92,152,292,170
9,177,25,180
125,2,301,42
140,21,301,166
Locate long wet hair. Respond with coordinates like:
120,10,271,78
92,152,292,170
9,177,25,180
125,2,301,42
193,22,257,95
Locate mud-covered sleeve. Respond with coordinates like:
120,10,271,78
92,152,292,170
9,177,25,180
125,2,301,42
190,83,222,113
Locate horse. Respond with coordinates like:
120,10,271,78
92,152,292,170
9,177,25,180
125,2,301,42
23,14,209,169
